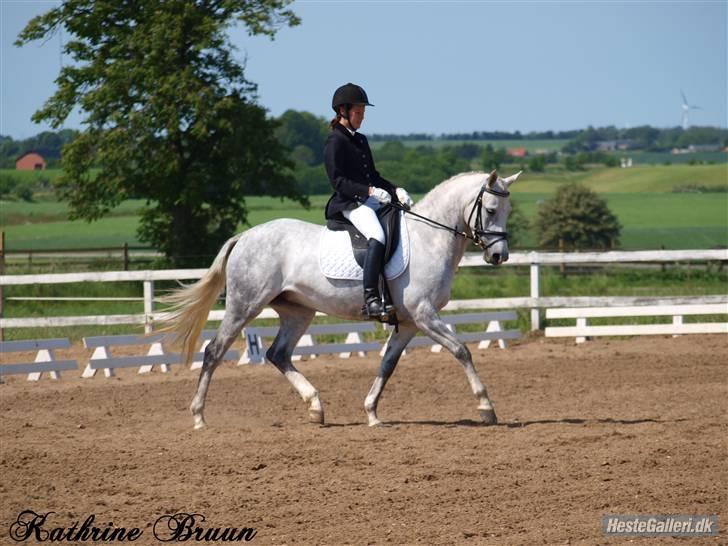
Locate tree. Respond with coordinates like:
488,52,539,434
376,140,407,162
480,144,507,171
17,0,305,266
534,184,621,250
505,199,529,249
275,109,328,165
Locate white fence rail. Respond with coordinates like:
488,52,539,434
545,303,728,343
0,338,78,381
2,312,520,381
1,249,726,335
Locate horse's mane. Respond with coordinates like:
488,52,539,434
414,171,485,212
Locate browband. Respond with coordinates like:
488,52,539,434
484,186,510,198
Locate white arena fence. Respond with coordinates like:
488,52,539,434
0,250,726,349
0,338,78,382
0,311,519,381
1,249,727,382
544,303,728,343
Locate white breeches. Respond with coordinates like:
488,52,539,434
343,197,385,244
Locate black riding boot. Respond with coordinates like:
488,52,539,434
362,238,386,319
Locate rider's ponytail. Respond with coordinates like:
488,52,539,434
329,113,341,130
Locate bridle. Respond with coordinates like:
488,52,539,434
466,184,510,249
391,184,509,250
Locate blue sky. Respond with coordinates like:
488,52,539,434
1,0,726,138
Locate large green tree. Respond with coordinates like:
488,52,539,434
535,184,621,250
17,0,305,266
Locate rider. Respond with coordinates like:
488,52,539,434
324,83,414,319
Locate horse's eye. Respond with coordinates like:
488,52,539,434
486,208,496,216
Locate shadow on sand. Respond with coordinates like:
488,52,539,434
320,417,688,429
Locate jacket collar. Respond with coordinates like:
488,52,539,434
333,122,358,139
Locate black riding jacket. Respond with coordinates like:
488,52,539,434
323,123,397,220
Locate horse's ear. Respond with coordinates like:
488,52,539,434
503,170,522,186
487,170,498,187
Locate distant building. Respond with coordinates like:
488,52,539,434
671,144,723,154
596,139,637,151
507,147,527,158
15,151,47,170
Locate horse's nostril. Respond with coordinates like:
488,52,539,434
492,253,501,264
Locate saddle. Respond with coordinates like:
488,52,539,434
326,205,401,326
325,204,401,268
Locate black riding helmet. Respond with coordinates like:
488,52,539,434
332,83,373,119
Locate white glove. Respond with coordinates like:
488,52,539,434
396,187,414,209
370,186,392,204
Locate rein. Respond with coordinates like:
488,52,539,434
390,185,510,250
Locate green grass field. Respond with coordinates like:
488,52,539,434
511,192,728,249
0,168,64,183
1,164,726,250
614,150,727,165
513,164,727,193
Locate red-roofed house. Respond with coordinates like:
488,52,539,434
507,147,527,158
16,152,47,171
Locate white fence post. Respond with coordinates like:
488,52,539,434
672,314,683,338
530,256,540,331
144,280,154,334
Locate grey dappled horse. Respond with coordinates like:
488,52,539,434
161,170,520,429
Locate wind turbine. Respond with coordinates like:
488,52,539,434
681,90,701,130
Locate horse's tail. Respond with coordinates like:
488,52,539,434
158,233,242,365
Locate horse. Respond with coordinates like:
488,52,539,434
160,169,521,429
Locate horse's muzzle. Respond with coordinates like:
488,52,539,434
484,252,508,266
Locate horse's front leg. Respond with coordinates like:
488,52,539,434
365,322,417,426
415,313,497,425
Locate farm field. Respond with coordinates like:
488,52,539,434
513,163,726,193
513,192,728,249
613,150,727,165
370,138,570,152
1,334,725,544
3,165,726,251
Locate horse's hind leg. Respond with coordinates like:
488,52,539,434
414,311,498,425
266,302,323,424
190,308,248,430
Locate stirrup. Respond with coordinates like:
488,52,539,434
362,302,397,325
362,300,384,320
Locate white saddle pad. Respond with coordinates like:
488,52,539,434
319,213,410,281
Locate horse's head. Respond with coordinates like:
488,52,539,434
470,170,521,266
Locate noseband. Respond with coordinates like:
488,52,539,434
391,183,509,250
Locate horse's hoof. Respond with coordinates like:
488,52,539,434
367,418,383,427
193,420,207,431
308,409,325,425
479,409,498,426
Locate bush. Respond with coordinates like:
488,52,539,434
672,184,728,193
0,173,18,199
564,155,585,171
14,185,34,202
563,151,619,170
535,184,621,250
528,155,546,172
